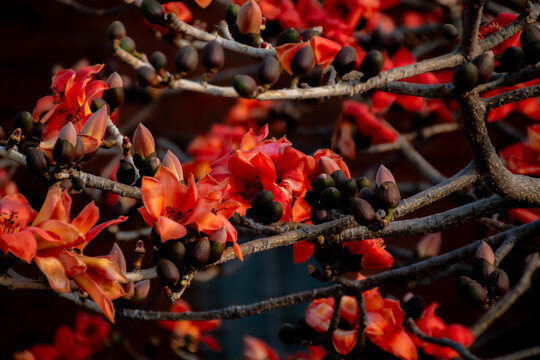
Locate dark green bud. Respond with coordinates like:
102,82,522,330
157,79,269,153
311,173,336,194
278,323,296,345
136,66,158,87
360,50,384,80
150,51,168,71
102,88,123,112
140,156,160,177
233,74,258,98
338,178,357,198
157,258,180,287
141,0,164,25
499,46,524,73
332,46,357,77
350,198,375,225
188,236,210,268
310,207,328,225
457,276,488,308
116,159,136,185
25,147,50,176
488,269,510,298
276,28,300,46
319,187,341,209
453,63,478,93
260,201,283,224
225,4,240,28
524,40,540,65
299,28,322,42
258,56,281,86
356,176,371,189
202,40,225,72
304,190,319,207
107,20,126,41
13,111,33,136
228,212,242,226
175,46,198,74
163,240,186,267
208,240,225,264
472,51,495,84
251,190,273,211
330,169,347,186
119,36,136,53
375,181,401,209
291,46,315,76
52,139,75,165
403,295,425,320
442,23,459,42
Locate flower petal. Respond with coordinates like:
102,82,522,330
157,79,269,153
156,216,187,242
34,255,70,292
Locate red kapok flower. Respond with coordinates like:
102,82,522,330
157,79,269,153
276,36,342,75
0,193,38,262
160,300,221,353
243,335,279,360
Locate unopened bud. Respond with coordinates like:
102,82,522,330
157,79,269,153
25,147,50,176
472,51,495,84
457,276,488,308
188,236,210,268
103,72,124,111
141,0,165,25
350,198,375,226
151,51,168,71
375,164,395,186
333,46,357,77
476,241,495,264
13,111,33,136
156,259,180,287
258,56,280,86
276,28,299,46
107,20,126,41
225,4,239,28
236,0,262,35
375,181,401,210
137,66,159,87
488,269,510,298
162,240,186,267
174,46,198,75
260,201,283,224
201,40,225,72
360,50,384,80
416,233,442,258
208,227,227,263
232,74,258,98
291,46,315,76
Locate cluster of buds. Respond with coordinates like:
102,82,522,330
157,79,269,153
246,190,283,225
456,241,510,309
155,226,227,292
225,1,265,47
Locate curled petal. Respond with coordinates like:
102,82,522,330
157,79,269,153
34,256,70,292
73,273,116,323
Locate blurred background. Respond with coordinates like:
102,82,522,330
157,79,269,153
1,0,539,359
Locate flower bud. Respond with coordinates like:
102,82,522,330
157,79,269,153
107,20,126,41
102,72,124,111
299,27,322,42
473,258,496,285
416,233,441,258
251,190,273,212
157,258,180,287
132,123,156,160
278,323,296,345
358,187,376,205
310,207,328,224
442,23,458,42
499,46,524,73
258,56,281,86
151,51,168,71
116,159,136,185
233,74,258,98
360,50,384,80
276,28,299,46
319,187,340,209
202,40,225,72
311,173,336,194
80,107,108,142
260,201,283,224
350,198,375,225
457,276,488,308
472,51,495,84
453,63,478,93
333,46,357,77
208,226,227,263
291,46,315,76
131,279,150,307
488,269,510,298
163,240,186,267
25,147,50,176
136,66,159,87
53,123,77,165
162,150,183,181
74,136,85,162
188,236,210,268
13,111,33,136
236,0,262,35
476,241,495,264
356,176,371,189
304,190,319,207
120,36,136,53
338,178,357,198
141,0,165,25
225,3,239,28
140,156,161,177
174,46,198,74
330,169,347,187
90,98,108,113
375,181,401,210
375,165,395,186
299,65,323,87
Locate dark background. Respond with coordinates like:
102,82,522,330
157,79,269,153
1,1,539,359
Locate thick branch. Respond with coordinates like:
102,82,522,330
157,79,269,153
461,0,487,58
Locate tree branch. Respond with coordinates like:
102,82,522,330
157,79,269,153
484,84,540,112
461,0,487,58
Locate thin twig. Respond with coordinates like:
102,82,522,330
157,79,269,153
484,84,540,111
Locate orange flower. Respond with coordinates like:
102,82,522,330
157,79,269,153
276,36,342,75
243,335,279,360
410,302,474,359
306,289,417,359
32,64,107,140
160,300,221,353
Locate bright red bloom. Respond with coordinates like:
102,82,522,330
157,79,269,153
306,288,417,359
482,80,540,123
32,64,107,140
500,125,540,176
478,13,520,55
160,300,221,353
276,36,342,75
224,99,275,130
410,302,474,359
243,335,279,360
